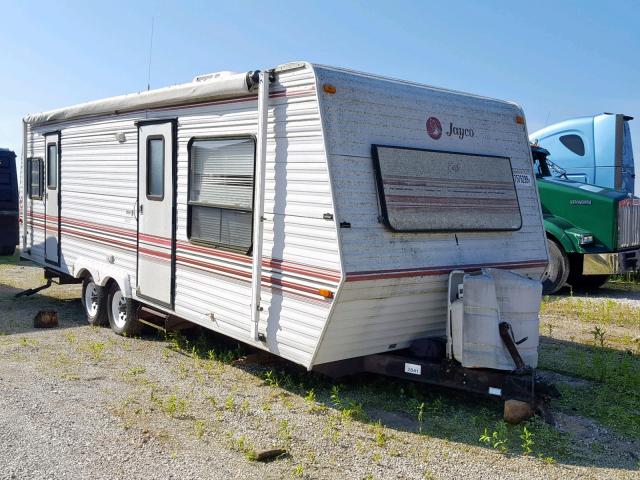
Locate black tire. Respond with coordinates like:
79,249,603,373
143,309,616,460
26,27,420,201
81,276,108,326
542,239,570,295
107,282,141,336
0,245,15,256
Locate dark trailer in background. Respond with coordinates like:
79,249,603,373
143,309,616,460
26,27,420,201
0,148,18,255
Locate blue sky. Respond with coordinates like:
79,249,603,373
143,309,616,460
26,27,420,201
1,0,638,158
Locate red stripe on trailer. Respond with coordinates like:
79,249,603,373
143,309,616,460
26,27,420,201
27,212,341,283
345,260,548,281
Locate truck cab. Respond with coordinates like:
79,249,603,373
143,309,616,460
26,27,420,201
0,148,18,256
532,145,640,294
530,113,635,194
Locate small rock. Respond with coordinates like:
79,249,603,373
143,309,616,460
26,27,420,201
253,448,287,462
33,310,58,328
503,399,534,424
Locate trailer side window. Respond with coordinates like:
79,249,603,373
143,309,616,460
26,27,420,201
187,137,255,253
28,158,44,200
46,143,58,189
372,145,522,232
146,136,164,200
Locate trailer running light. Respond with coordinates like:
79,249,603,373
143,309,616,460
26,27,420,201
515,116,525,124
318,289,334,298
580,234,594,245
323,84,337,94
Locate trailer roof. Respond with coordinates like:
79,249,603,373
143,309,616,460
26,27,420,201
25,61,520,126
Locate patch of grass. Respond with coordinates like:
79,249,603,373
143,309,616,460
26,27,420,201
230,434,257,461
163,394,188,418
81,341,106,361
193,419,206,439
539,337,640,438
277,419,292,448
541,296,640,329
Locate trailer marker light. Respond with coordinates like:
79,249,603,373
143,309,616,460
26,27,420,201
515,116,525,124
318,288,334,298
323,84,337,94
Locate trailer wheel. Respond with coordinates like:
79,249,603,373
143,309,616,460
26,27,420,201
82,277,108,326
107,282,141,336
542,239,569,295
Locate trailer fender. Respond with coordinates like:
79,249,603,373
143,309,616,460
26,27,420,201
72,257,133,297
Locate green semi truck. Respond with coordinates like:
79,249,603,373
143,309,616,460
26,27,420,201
532,145,640,294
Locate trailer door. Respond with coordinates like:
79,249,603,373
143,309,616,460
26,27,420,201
44,133,60,265
137,121,175,307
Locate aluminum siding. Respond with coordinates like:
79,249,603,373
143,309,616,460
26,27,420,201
312,66,547,365
23,65,339,368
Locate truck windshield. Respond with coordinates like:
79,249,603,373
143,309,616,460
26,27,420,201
372,145,522,232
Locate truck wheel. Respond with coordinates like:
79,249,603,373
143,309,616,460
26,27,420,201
542,239,569,295
82,276,108,326
569,274,610,291
107,282,141,336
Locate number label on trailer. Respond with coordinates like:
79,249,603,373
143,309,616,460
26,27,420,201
513,173,533,186
404,363,422,375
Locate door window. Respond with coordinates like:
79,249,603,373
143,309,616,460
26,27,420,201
146,136,165,200
47,143,58,189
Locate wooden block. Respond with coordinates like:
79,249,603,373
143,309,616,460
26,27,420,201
33,310,59,328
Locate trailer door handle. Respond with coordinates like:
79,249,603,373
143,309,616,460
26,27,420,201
139,203,144,215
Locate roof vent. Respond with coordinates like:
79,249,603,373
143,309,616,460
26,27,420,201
192,71,240,82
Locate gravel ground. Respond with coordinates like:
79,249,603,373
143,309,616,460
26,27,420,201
0,258,638,479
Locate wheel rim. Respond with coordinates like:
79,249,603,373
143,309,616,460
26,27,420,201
111,290,127,329
84,281,99,317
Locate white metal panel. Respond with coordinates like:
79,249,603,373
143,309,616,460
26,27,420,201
311,65,547,365
137,122,175,305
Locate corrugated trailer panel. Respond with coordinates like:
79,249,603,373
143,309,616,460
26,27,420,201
171,66,339,367
311,65,546,365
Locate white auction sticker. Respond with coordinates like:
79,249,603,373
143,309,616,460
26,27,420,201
404,363,422,375
513,173,533,186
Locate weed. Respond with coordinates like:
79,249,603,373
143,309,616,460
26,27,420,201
127,366,146,376
224,396,235,411
278,419,292,447
193,419,205,439
416,402,426,433
84,341,106,361
330,385,367,421
372,420,387,447
232,435,257,461
292,464,304,477
589,326,607,348
479,422,509,453
264,370,280,388
64,331,77,344
163,394,188,417
520,426,534,455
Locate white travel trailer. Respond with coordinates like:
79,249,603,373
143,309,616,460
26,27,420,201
21,62,551,408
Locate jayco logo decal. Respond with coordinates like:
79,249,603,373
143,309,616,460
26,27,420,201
426,116,475,140
446,122,475,140
426,117,442,140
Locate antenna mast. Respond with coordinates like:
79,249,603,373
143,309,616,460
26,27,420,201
147,17,154,91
